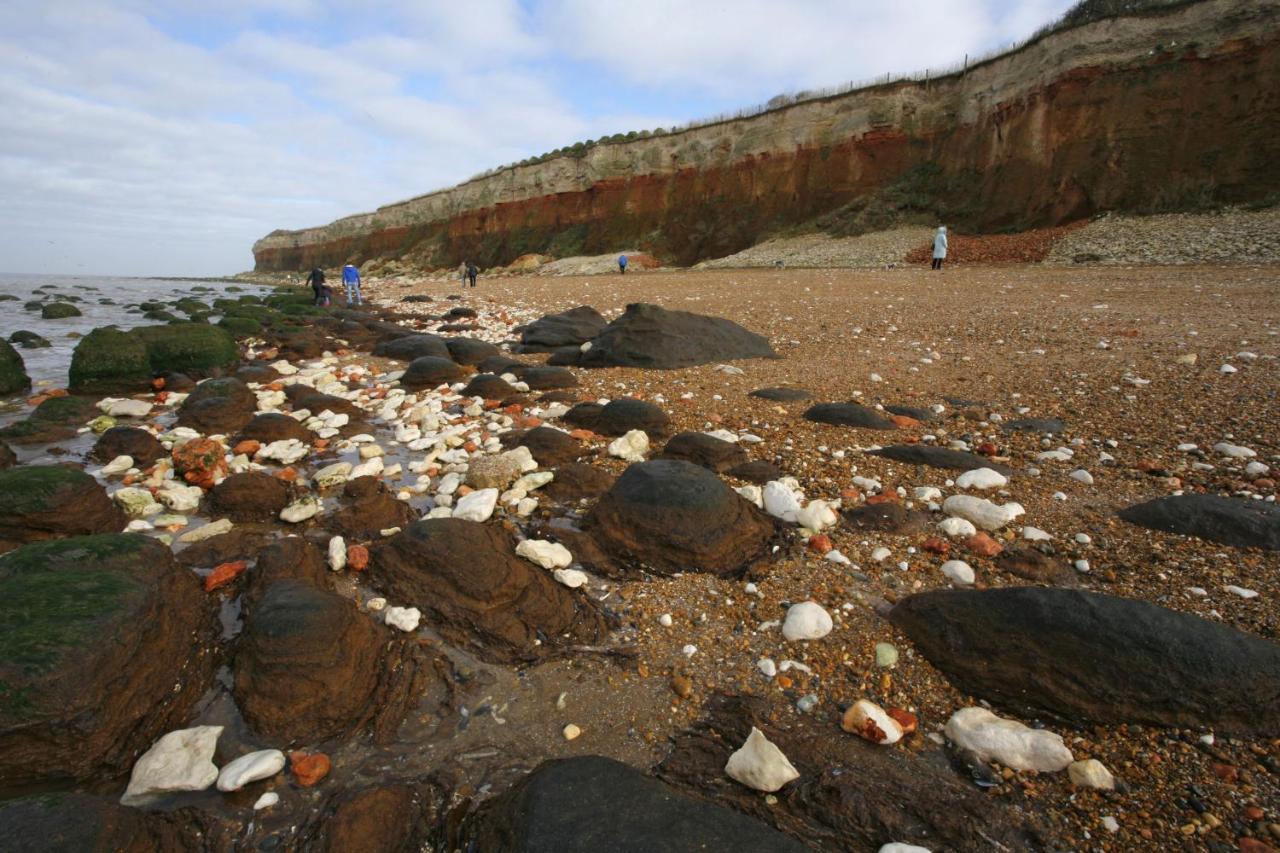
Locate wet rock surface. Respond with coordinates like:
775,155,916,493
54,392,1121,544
1118,493,1280,551
326,476,415,539
502,426,586,467
588,460,774,576
0,535,216,786
301,783,444,853
512,364,579,390
372,518,607,663
461,373,521,401
570,303,779,369
460,755,806,853
208,471,293,522
657,431,749,473
869,444,1012,474
0,465,126,550
565,397,670,437
889,587,1280,734
177,378,258,434
518,305,607,352
842,502,930,535
0,792,209,852
238,412,313,445
91,425,165,466
804,402,896,430
0,339,31,395
542,463,615,503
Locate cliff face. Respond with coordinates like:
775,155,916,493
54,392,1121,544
253,0,1280,271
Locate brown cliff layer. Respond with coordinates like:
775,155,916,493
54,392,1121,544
253,0,1280,271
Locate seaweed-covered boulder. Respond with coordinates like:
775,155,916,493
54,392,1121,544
1118,494,1280,551
372,334,452,362
234,580,429,745
658,432,748,473
0,465,126,550
0,339,31,395
0,440,15,470
572,303,778,369
461,373,521,402
69,327,150,393
177,377,258,435
564,398,670,437
209,472,292,522
889,587,1280,734
868,444,1012,475
513,365,579,390
446,337,502,366
217,316,262,337
41,302,81,319
400,356,466,390
502,427,584,467
519,306,607,352
238,412,313,445
138,323,238,374
588,460,773,576
9,330,51,349
0,535,216,786
371,519,606,663
0,396,100,445
804,403,896,430
459,756,806,853
326,477,414,539
92,426,166,466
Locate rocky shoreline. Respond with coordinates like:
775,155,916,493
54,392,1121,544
0,263,1277,851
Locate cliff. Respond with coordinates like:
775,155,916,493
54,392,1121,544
253,0,1280,272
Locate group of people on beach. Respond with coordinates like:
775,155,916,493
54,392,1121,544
303,228,947,306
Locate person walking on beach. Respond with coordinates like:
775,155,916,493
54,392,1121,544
618,254,628,274
931,226,948,270
341,263,363,306
305,267,330,306
466,261,478,288
459,261,468,289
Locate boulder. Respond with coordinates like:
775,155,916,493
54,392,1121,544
371,519,607,663
0,535,216,786
209,472,292,522
234,580,429,745
461,373,521,401
749,387,811,402
290,390,363,419
120,725,223,805
0,396,100,444
519,306,607,352
400,356,466,389
458,755,806,853
572,303,779,369
41,302,81,319
0,793,204,852
238,412,313,445
69,327,151,392
658,432,748,473
502,426,584,466
588,460,773,576
727,459,784,483
326,477,415,539
1118,494,1280,551
372,333,451,361
868,445,1012,475
542,463,615,503
445,337,502,365
0,465,126,550
884,404,936,422
0,339,31,395
995,546,1079,586
804,403,896,430
303,783,444,853
564,397,670,437
477,354,524,375
92,426,165,466
889,587,1280,734
512,365,579,390
177,378,258,434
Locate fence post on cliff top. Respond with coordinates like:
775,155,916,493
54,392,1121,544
963,53,968,76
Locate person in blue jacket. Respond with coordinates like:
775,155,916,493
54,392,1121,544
342,263,362,305
618,254,628,274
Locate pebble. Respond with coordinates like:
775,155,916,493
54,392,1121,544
384,606,422,632
938,517,977,538
101,455,134,476
724,726,799,792
757,658,778,677
515,539,573,570
178,518,233,543
940,560,975,586
1213,442,1256,458
120,725,223,806
280,496,321,523
955,468,1008,490
871,546,892,562
1068,758,1116,790
1225,585,1259,599
841,699,904,745
216,749,286,792
453,488,498,522
253,792,279,810
875,642,899,668
658,613,673,627
607,429,649,462
327,536,346,571
553,568,588,588
1069,469,1094,485
562,723,581,741
879,845,932,853
782,601,833,641
1101,816,1120,833
945,707,1073,772
1022,526,1052,541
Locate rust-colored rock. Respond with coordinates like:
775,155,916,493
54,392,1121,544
290,751,331,787
92,426,165,466
346,544,370,571
965,532,1004,557
209,471,291,521
172,437,228,489
327,477,414,539
204,559,249,592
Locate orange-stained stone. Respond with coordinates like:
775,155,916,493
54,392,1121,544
887,707,918,735
204,560,249,592
965,532,1003,557
275,467,298,482
890,414,922,429
233,439,261,456
867,493,899,505
806,534,833,554
568,429,597,441
289,751,330,787
347,545,370,571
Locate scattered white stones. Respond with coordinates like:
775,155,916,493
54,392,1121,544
938,517,977,538
1022,526,1052,541
120,725,223,806
940,560,975,586
724,726,799,792
280,496,321,523
762,480,802,523
1225,585,1259,599
608,430,649,462
384,606,422,632
1068,758,1116,790
945,707,1073,772
97,397,152,418
453,488,498,522
257,439,309,464
553,568,589,588
757,658,778,678
782,601,833,641
253,792,280,810
955,468,1008,490
101,455,134,476
871,546,892,562
796,499,838,532
157,483,202,513
1068,469,1094,485
1213,442,1256,459
658,613,673,627
515,539,573,570
216,749,286,792
941,495,1024,531
327,536,347,571
841,699,904,745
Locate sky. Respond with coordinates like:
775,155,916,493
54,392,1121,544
0,0,1076,277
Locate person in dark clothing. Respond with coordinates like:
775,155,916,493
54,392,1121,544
466,262,478,288
305,267,330,306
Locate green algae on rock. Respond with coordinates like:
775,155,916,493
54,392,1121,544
0,339,31,396
0,465,126,549
69,323,239,392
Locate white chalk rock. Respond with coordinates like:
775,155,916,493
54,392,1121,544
843,699,904,745
453,488,498,522
782,601,833,641
1068,758,1116,790
384,606,422,632
955,468,1008,490
1213,442,1256,459
328,536,347,571
101,455,134,476
944,707,1073,772
608,429,649,462
940,560,975,586
913,486,942,502
257,439,309,465
724,726,800,792
114,487,159,518
280,496,321,523
757,658,778,677
216,749,285,792
762,481,802,523
98,397,153,418
879,845,932,853
938,517,977,538
1021,526,1052,541
553,568,589,588
796,499,838,532
871,546,892,562
157,483,203,513
178,518,233,543
253,792,279,810
120,725,223,806
1246,460,1270,477
1068,469,1094,485
314,462,352,488
515,539,572,570
349,456,384,480
941,495,1025,531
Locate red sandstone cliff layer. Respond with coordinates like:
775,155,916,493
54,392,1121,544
253,0,1280,271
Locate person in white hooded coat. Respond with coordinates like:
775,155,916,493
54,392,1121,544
931,226,948,270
